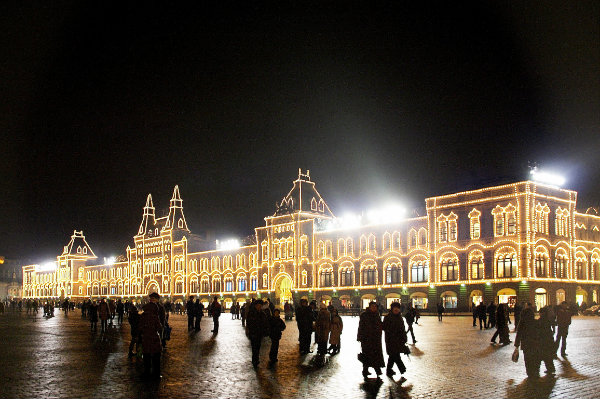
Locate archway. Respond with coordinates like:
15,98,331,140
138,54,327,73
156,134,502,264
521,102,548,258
497,288,517,308
535,288,547,310
385,293,401,309
361,294,376,309
273,274,293,306
410,292,428,309
576,287,588,306
470,290,484,309
147,282,159,295
556,288,566,305
440,291,458,309
319,295,332,306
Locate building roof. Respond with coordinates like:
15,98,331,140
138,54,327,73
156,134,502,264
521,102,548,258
61,230,97,258
273,169,334,218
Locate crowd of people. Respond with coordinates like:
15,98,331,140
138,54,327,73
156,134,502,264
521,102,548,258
2,294,584,383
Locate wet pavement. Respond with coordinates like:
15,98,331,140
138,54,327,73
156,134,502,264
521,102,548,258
0,310,599,399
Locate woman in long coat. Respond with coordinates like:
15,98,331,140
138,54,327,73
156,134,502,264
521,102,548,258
357,301,385,379
328,308,343,354
140,302,163,378
314,303,331,355
98,299,110,333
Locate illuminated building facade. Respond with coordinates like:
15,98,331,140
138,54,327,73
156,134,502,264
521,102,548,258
22,170,600,311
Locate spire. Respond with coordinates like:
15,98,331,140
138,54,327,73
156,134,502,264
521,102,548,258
137,194,156,236
164,185,189,232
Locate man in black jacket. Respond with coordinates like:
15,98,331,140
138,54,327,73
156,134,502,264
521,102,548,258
269,309,286,365
295,299,313,354
186,296,195,331
247,300,269,368
383,302,408,377
194,298,204,332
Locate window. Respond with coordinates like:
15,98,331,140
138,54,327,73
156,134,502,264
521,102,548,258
301,270,307,286
449,220,457,242
340,268,353,286
535,203,550,234
535,253,548,277
368,235,376,254
338,239,345,257
301,236,308,257
469,209,481,239
287,240,293,258
411,262,429,282
262,241,268,260
440,258,458,281
311,197,317,211
346,238,353,257
507,213,516,235
383,233,391,252
320,269,333,287
326,241,332,258
495,215,504,237
251,275,257,291
262,273,268,288
225,279,233,292
439,222,448,242
496,252,517,278
362,268,376,285
554,253,567,278
212,279,221,293
418,229,427,247
409,230,416,248
555,208,569,237
386,263,401,284
360,236,367,255
576,257,585,280
275,241,281,259
392,232,401,251
470,256,484,279
238,277,247,291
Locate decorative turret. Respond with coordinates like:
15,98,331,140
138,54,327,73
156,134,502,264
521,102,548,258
274,169,334,218
163,185,190,232
61,230,97,259
137,194,156,236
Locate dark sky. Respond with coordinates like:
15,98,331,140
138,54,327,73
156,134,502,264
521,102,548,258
2,1,599,262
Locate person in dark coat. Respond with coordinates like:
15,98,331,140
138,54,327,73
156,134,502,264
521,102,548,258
116,299,125,325
513,302,523,332
472,301,478,327
491,303,511,345
383,302,408,377
186,296,196,331
247,300,269,368
269,308,286,365
555,301,571,357
211,296,222,334
295,299,313,355
357,301,385,379
194,299,204,331
328,308,343,355
314,303,331,356
436,302,445,322
128,307,140,357
89,301,98,332
514,305,539,378
538,306,556,375
140,301,163,378
476,301,487,330
98,299,110,333
404,303,417,343
486,301,497,329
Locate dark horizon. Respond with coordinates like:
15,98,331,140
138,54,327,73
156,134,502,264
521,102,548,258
2,2,599,262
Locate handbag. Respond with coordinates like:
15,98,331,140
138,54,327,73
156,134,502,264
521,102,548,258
511,347,519,363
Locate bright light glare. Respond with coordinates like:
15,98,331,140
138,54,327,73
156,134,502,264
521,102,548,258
530,169,566,187
216,239,240,250
367,204,405,224
104,256,116,265
38,262,57,272
340,213,361,229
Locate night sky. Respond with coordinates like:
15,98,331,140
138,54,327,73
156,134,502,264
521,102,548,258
2,2,599,262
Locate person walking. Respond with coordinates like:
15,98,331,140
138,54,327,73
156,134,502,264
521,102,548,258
194,298,204,332
477,301,487,330
108,299,116,326
268,308,286,366
284,301,292,321
437,302,445,322
328,308,343,355
383,302,408,377
404,303,417,344
116,299,125,325
538,306,556,375
186,296,196,331
240,301,248,327
89,300,98,332
210,296,222,334
247,299,269,368
513,302,524,332
128,306,140,357
486,301,497,329
555,301,571,357
98,298,110,333
295,298,313,355
491,303,511,345
514,304,539,379
140,301,163,379
357,301,385,380
472,301,478,327
314,303,331,357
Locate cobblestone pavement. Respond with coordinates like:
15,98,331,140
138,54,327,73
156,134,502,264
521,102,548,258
0,310,599,399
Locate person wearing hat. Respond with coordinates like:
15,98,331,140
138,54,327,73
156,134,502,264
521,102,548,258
186,295,196,331
357,301,385,379
314,303,331,356
247,299,269,368
210,296,222,334
382,302,408,377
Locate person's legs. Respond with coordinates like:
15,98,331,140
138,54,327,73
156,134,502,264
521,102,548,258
143,353,152,376
269,338,280,362
251,337,261,366
152,352,161,377
491,329,500,343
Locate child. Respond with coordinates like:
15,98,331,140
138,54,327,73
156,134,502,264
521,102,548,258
269,309,286,365
328,308,343,354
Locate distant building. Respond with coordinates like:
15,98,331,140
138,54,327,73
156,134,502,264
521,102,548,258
0,257,23,300
22,170,600,311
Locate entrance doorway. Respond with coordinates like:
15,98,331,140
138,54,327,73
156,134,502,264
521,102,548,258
497,288,517,308
535,288,547,310
274,275,293,306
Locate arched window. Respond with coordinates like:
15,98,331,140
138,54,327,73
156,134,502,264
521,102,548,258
392,232,401,251
554,250,568,278
440,257,458,281
318,241,325,258
575,255,586,280
224,276,233,292
418,229,427,247
535,248,549,277
362,266,377,285
360,236,367,255
469,252,484,279
469,209,481,239
346,238,353,257
496,250,518,278
382,233,391,252
337,238,345,257
238,275,247,291
535,203,550,234
368,234,376,254
319,268,333,287
409,229,417,248
262,273,268,288
386,263,401,284
201,278,209,293
411,261,429,283
339,267,354,286
326,241,332,258
251,274,258,291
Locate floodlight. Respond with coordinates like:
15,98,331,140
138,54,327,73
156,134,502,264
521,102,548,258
530,168,566,187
